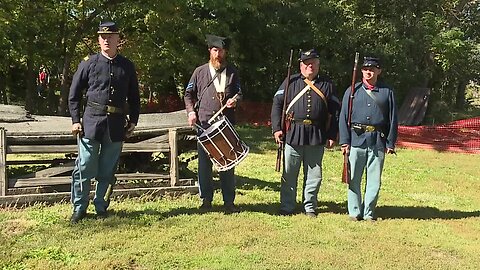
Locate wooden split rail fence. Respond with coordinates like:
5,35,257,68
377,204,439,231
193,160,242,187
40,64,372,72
0,126,198,206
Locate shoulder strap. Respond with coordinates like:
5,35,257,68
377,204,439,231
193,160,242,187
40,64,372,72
304,79,327,109
196,68,222,110
285,83,310,114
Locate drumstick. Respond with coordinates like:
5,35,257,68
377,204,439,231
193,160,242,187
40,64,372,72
207,93,239,124
194,123,205,132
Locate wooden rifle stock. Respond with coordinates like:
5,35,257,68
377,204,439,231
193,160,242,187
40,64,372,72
275,143,283,172
275,49,294,172
342,52,360,183
342,151,351,184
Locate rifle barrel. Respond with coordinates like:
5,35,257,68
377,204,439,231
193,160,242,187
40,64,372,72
342,52,360,183
275,49,294,172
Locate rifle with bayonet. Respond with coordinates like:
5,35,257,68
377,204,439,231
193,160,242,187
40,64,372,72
342,52,360,183
275,49,294,172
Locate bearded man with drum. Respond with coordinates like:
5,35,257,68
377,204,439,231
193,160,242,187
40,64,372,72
184,34,243,214
271,49,340,217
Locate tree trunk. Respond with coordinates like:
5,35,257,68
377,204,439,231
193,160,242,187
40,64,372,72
0,70,6,104
2,60,11,104
24,55,35,112
455,80,467,109
57,52,73,116
421,52,436,88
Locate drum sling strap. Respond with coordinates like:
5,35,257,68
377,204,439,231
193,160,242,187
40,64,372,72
194,68,223,111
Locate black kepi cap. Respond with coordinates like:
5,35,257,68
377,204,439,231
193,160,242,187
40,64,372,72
362,57,381,68
97,21,119,34
206,34,230,49
298,49,319,62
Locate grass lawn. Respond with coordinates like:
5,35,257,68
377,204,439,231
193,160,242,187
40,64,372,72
1,125,479,270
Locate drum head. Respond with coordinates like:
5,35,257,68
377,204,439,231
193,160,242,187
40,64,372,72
199,118,227,139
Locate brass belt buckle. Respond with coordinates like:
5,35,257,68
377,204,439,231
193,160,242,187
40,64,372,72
365,125,375,132
303,119,312,125
107,105,119,113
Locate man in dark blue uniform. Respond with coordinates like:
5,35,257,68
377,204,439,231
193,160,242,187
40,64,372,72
68,21,140,223
271,49,340,217
183,34,242,213
339,56,398,222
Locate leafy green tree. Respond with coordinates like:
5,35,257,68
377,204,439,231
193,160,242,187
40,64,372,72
0,0,479,120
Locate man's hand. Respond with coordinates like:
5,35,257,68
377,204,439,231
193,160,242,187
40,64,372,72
386,148,396,155
326,139,335,149
226,98,237,108
125,122,136,138
71,123,82,136
274,130,283,144
188,112,197,126
341,144,350,155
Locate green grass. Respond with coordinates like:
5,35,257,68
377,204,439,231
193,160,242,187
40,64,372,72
1,126,480,269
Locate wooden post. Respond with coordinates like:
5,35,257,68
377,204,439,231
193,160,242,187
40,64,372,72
168,128,179,187
0,128,7,196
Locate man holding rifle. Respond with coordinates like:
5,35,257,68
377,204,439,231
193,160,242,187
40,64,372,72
271,49,340,217
339,56,398,222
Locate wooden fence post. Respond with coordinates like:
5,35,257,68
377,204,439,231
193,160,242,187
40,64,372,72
0,128,7,196
169,128,179,187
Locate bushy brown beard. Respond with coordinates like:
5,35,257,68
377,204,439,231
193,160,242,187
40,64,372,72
210,57,225,70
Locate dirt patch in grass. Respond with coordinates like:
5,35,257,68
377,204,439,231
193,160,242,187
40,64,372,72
1,219,35,237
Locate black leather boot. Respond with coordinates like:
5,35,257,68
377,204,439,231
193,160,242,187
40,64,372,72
70,211,87,224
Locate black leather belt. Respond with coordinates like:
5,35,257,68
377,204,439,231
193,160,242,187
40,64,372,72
352,123,383,132
87,101,124,114
292,119,321,126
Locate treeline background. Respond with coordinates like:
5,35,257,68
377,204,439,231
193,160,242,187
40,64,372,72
1,0,479,122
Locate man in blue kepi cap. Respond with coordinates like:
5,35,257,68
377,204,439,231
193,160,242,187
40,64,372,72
97,21,119,34
68,21,140,223
271,48,341,217
362,56,381,68
339,55,398,222
184,34,243,214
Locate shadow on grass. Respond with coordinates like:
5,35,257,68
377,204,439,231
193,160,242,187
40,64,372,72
317,202,480,220
107,200,480,223
236,175,280,192
110,200,343,220
111,202,282,219
316,201,480,220
377,205,480,220
101,200,480,224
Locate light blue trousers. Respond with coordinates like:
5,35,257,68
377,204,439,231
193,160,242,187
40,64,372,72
348,146,385,219
280,144,325,213
197,142,236,205
71,136,123,213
